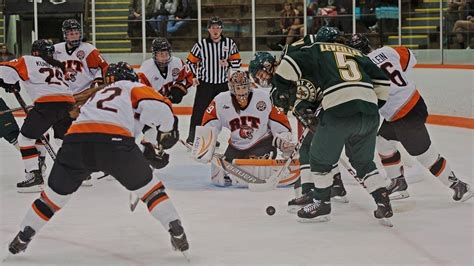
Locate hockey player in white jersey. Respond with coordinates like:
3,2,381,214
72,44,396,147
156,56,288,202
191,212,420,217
347,33,472,202
193,70,297,187
8,62,189,256
54,19,108,94
0,39,74,192
137,37,192,104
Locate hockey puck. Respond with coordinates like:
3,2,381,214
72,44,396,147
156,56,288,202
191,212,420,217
266,206,276,216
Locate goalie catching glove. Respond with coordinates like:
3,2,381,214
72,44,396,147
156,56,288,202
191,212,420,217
272,132,296,159
167,82,187,104
142,142,170,169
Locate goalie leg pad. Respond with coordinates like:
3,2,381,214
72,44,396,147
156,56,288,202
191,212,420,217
192,126,218,163
211,159,232,187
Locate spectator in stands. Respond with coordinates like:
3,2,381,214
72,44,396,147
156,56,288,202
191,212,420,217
167,0,192,34
285,2,304,44
448,0,471,21
279,2,297,38
0,44,15,62
128,0,156,51
150,0,179,36
452,15,474,48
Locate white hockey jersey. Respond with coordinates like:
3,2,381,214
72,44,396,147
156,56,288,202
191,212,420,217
137,56,192,97
54,42,108,94
0,56,74,104
67,80,174,139
202,89,291,150
368,46,419,121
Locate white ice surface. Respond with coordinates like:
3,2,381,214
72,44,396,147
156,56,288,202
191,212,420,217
0,117,473,266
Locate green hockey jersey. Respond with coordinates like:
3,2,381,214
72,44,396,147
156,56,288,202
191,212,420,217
274,42,390,117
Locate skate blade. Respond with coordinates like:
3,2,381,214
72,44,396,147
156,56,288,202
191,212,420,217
129,193,140,212
81,181,93,187
297,215,330,223
332,195,349,203
287,206,303,214
378,218,393,227
389,191,409,200
180,250,191,262
460,191,474,202
17,185,43,193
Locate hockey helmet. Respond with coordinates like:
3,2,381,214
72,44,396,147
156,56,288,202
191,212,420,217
151,37,172,69
207,16,223,29
31,39,55,59
228,70,251,105
346,33,372,55
315,26,341,43
62,19,82,48
249,52,276,87
104,62,138,83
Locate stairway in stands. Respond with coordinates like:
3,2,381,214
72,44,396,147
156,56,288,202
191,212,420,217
0,10,4,44
91,0,131,53
386,0,446,49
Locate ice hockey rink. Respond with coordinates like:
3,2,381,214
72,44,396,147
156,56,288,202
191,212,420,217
0,116,473,266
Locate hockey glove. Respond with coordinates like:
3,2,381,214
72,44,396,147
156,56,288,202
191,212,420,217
142,142,170,169
0,80,20,93
157,116,179,149
270,84,297,114
168,82,187,104
272,132,296,159
293,100,319,132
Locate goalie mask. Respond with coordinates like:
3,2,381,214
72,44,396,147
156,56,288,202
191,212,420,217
31,39,55,59
62,19,82,48
228,71,251,107
249,52,276,88
105,61,138,83
346,33,372,55
151,37,172,70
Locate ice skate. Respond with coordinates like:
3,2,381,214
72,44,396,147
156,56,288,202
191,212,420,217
372,188,394,227
81,175,93,187
169,219,189,252
8,226,35,254
297,200,331,223
17,170,43,193
287,190,314,213
450,180,473,202
386,175,409,200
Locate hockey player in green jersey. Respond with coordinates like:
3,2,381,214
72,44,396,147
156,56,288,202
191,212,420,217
272,26,393,224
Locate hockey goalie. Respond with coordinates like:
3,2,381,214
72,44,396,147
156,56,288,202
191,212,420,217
192,70,299,187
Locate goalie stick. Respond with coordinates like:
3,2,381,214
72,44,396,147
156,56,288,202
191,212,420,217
13,91,57,160
179,139,267,185
247,127,310,192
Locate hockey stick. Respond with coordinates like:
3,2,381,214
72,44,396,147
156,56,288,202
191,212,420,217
179,139,266,185
13,91,57,160
247,127,310,192
0,105,33,115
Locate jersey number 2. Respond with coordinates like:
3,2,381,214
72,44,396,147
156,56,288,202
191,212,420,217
96,87,122,113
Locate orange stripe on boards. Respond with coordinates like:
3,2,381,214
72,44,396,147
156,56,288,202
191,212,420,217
32,203,50,221
148,195,169,212
414,64,474,70
13,109,474,129
427,115,474,129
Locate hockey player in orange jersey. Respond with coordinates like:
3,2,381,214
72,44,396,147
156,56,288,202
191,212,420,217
0,39,74,193
347,33,472,202
7,62,189,256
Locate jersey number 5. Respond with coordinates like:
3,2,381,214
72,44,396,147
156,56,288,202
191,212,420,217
334,52,362,82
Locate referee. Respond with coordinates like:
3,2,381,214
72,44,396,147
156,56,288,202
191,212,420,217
185,16,241,144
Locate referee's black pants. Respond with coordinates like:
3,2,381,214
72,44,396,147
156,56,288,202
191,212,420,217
186,81,228,143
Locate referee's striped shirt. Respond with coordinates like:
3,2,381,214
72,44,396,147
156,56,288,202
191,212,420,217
186,36,241,84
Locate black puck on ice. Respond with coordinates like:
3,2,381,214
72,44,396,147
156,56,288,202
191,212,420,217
266,206,276,216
